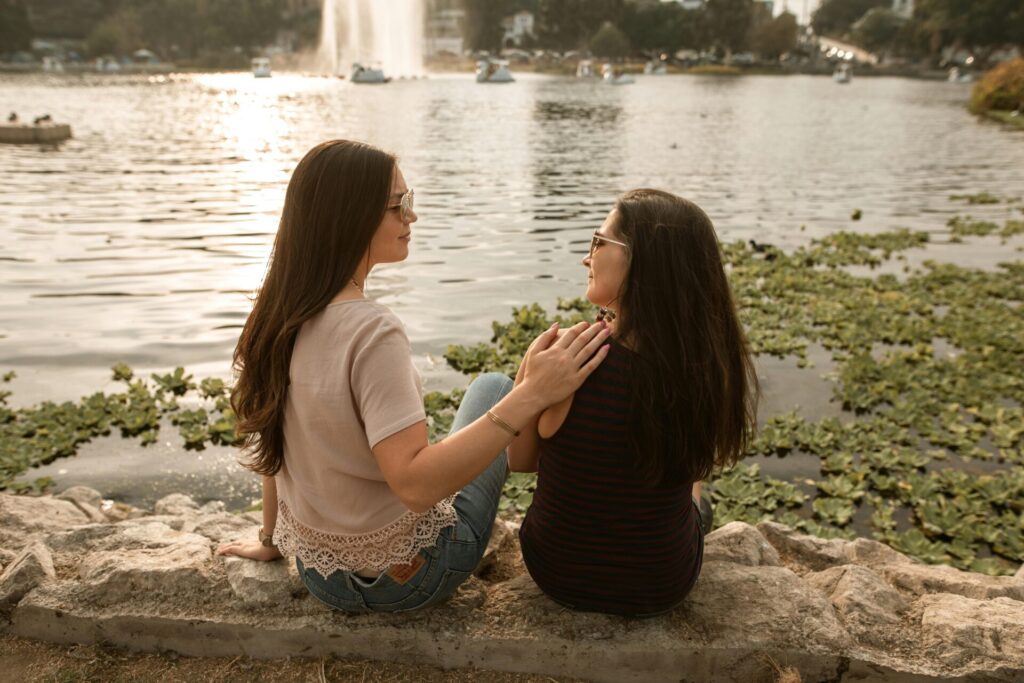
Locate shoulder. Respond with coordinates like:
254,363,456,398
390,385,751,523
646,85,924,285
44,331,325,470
322,300,407,339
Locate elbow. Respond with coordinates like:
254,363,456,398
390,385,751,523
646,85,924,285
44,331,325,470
391,479,436,514
402,495,435,515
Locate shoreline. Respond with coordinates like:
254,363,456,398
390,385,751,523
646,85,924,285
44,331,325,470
0,61,956,81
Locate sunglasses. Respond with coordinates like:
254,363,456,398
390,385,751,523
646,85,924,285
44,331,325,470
389,188,414,223
589,231,628,256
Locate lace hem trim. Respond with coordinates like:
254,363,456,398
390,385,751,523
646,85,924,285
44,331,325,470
273,496,457,577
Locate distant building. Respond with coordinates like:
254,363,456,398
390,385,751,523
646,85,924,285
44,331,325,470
677,0,706,10
892,0,914,18
501,10,535,48
426,7,465,56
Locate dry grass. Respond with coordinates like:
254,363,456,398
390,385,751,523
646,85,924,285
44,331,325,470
0,635,580,683
764,654,803,683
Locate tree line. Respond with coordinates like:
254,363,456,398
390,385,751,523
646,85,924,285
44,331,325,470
1,0,298,62
813,0,1024,66
464,0,1023,65
463,0,798,60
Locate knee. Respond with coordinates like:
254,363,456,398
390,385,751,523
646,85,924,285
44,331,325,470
466,372,514,402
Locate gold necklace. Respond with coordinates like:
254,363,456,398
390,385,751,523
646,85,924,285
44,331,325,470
350,278,363,293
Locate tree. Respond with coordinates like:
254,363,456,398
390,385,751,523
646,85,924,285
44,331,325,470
590,21,630,59
751,11,798,61
622,1,707,55
21,0,119,40
915,0,1024,66
705,0,755,55
852,8,905,55
0,0,33,54
811,0,889,38
87,7,145,57
536,0,625,51
463,0,517,52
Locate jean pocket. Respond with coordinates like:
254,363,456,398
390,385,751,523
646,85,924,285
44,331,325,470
300,567,369,613
421,568,472,608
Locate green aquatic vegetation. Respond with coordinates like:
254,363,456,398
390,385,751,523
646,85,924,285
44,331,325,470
711,463,807,526
0,364,238,489
499,473,536,514
151,368,195,396
948,216,999,238
949,192,1001,205
424,389,465,442
1002,220,1024,238
812,496,857,526
444,299,595,376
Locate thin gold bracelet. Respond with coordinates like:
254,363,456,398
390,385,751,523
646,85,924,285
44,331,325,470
486,410,520,437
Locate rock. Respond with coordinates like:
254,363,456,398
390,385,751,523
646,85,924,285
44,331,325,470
184,513,257,544
756,521,846,571
0,549,16,567
681,561,852,652
54,487,109,523
153,493,200,517
805,564,908,645
199,500,226,515
877,562,1024,601
704,522,781,567
841,537,913,567
0,541,55,605
114,515,186,531
100,500,147,522
0,495,89,551
919,594,1024,669
222,556,293,606
77,523,214,606
1016,563,1023,581
474,519,516,577
56,486,103,510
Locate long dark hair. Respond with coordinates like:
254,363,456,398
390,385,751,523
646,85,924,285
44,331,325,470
232,140,397,476
613,189,759,486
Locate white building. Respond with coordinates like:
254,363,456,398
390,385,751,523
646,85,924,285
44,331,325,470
892,0,914,18
501,11,536,48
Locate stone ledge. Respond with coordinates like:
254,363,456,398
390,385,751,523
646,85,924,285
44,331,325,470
1,492,1022,683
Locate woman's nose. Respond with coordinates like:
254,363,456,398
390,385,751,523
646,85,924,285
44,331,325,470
581,254,591,267
408,208,418,224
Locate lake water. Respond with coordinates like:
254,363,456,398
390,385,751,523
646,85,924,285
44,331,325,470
2,71,1022,506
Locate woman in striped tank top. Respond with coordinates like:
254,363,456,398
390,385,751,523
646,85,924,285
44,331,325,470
509,189,760,616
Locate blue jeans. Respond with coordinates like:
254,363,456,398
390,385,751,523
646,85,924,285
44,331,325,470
297,372,513,613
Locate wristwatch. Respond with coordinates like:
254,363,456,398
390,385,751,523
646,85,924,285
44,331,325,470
258,527,277,548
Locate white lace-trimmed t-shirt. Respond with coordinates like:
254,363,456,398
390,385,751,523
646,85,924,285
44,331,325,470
272,300,457,578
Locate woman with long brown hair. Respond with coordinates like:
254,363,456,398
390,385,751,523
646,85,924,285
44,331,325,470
510,189,760,616
216,139,610,612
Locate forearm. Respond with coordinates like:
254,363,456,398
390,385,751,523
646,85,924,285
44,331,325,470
507,397,542,473
262,476,278,534
403,386,545,509
508,356,541,471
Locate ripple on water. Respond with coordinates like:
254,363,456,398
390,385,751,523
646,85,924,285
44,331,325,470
0,71,1022,388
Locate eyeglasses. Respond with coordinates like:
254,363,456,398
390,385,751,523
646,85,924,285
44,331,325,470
389,188,414,223
589,232,628,257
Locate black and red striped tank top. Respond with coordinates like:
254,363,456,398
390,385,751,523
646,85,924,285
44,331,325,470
518,340,704,616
